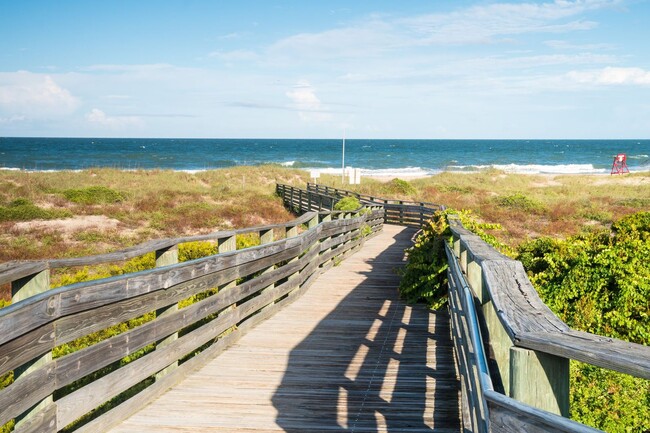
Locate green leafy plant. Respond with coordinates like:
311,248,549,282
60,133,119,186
518,211,650,432
495,192,545,213
399,209,512,308
398,210,450,308
0,198,72,221
63,186,126,204
334,196,361,211
384,178,416,195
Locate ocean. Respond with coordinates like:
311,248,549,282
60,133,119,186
1,137,649,176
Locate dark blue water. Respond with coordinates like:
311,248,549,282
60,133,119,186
1,137,648,175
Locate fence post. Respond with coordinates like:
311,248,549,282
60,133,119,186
259,228,276,308
320,213,332,268
510,348,570,417
11,269,54,428
155,245,179,379
218,235,237,314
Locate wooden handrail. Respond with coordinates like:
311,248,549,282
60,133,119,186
0,213,317,286
0,197,385,432
446,213,650,432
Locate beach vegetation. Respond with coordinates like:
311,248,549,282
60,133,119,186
494,192,545,213
517,211,650,432
399,209,512,309
383,178,417,196
334,196,361,211
0,198,72,222
62,186,126,204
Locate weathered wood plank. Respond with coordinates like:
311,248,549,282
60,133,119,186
481,260,569,338
0,322,54,377
54,257,306,390
12,403,57,433
516,329,650,380
486,390,602,433
0,361,56,426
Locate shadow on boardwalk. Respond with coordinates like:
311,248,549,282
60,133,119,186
272,227,461,432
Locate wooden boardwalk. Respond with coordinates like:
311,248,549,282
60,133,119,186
109,225,461,433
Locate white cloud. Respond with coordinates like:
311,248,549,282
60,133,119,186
0,72,79,117
0,115,26,124
544,39,615,50
567,67,650,85
86,108,143,128
399,0,619,45
209,50,259,63
285,81,331,122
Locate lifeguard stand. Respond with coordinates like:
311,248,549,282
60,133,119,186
611,153,630,175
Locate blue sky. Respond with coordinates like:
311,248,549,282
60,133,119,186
1,0,649,138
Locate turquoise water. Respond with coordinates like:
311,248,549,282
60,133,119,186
1,137,648,175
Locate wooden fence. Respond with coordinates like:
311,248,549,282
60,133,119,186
0,195,384,433
445,215,650,433
305,182,445,227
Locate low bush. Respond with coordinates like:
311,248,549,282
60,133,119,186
0,198,72,221
384,178,416,196
518,211,650,432
495,192,545,213
334,196,361,211
399,209,511,309
63,186,126,205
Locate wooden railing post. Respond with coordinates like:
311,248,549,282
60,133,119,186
320,214,332,268
218,234,238,317
155,245,179,379
11,269,53,427
510,348,569,417
259,228,276,308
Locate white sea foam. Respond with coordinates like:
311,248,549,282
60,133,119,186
308,166,436,178
280,161,295,167
446,163,608,175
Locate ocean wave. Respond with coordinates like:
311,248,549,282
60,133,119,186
628,154,649,160
278,160,331,168
446,163,609,175
309,166,436,178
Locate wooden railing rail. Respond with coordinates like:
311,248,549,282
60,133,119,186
445,214,650,433
305,182,444,227
0,199,384,433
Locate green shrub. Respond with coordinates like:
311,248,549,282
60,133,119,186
63,186,125,204
236,233,260,249
179,241,218,261
398,211,450,308
495,192,544,213
384,178,416,195
518,211,650,431
399,209,512,308
0,199,72,221
334,196,361,211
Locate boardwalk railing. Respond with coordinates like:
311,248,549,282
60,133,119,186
306,182,445,227
0,197,384,433
445,215,650,433
284,182,650,433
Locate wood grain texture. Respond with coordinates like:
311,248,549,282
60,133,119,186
108,225,461,433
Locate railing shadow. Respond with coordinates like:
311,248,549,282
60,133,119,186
272,227,460,432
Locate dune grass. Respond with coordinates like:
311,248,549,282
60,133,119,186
321,170,650,246
0,166,307,264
